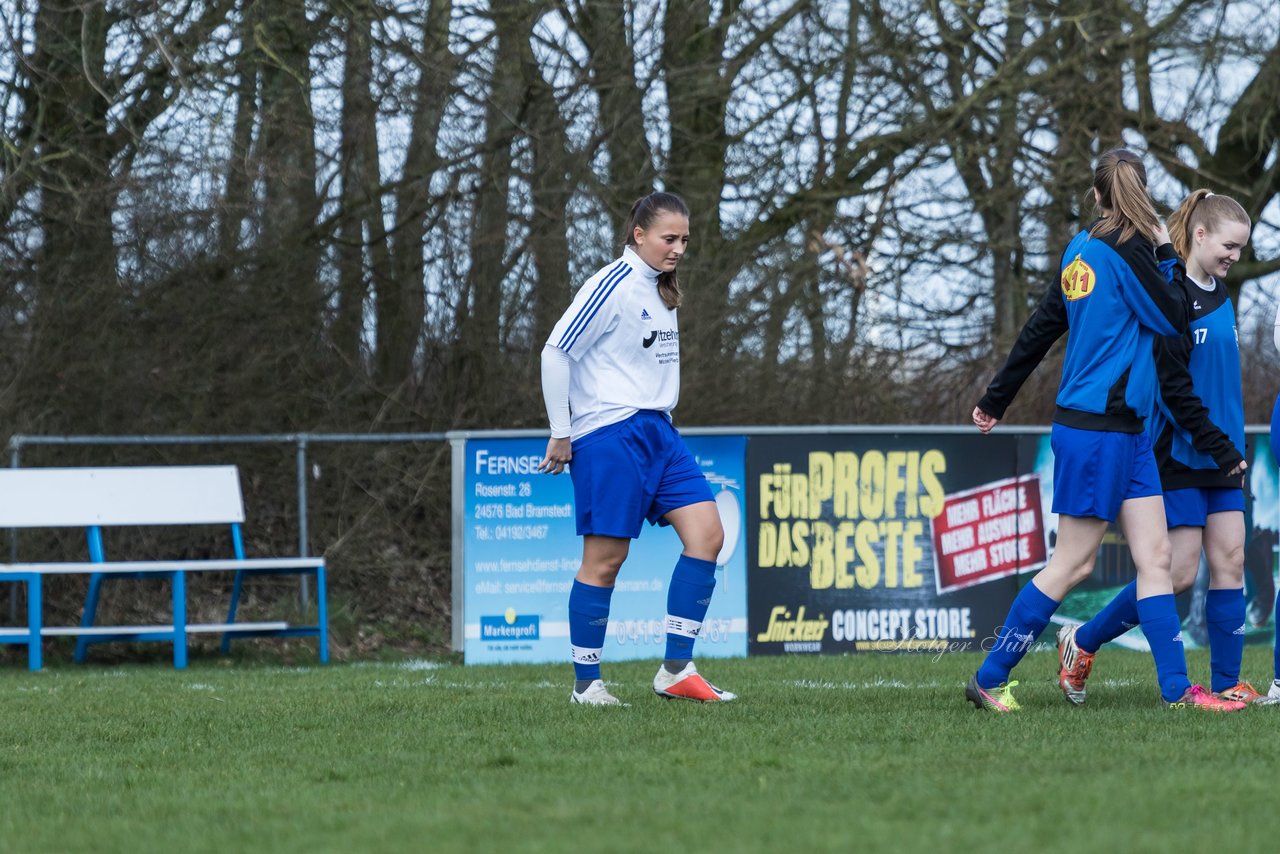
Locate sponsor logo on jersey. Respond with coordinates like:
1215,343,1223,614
1193,300,1202,310
1061,255,1096,301
643,328,678,349
640,308,651,321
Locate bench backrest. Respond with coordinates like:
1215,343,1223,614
0,466,246,528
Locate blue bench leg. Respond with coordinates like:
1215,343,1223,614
27,574,42,671
172,571,188,669
221,569,245,655
317,565,329,664
75,572,106,663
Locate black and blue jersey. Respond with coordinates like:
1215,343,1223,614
979,224,1186,432
1147,277,1245,489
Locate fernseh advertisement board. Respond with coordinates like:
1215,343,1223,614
460,435,748,664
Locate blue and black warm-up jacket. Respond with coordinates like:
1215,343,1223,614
1146,277,1246,489
979,224,1187,432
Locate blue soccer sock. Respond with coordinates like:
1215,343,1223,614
664,554,717,661
569,579,613,682
1137,594,1191,702
976,581,1059,689
1075,581,1139,653
1205,587,1245,693
1275,585,1280,682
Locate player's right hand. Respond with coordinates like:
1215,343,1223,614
1153,221,1171,246
538,436,572,475
972,406,999,434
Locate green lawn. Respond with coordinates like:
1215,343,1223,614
2,646,1276,853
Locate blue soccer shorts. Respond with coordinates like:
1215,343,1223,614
569,410,713,539
1271,392,1280,467
1163,486,1245,529
1050,423,1161,523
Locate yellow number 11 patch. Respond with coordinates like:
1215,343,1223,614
1061,255,1096,301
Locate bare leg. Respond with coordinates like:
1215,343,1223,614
1203,511,1245,589
1117,495,1173,599
575,535,630,587
1168,527,1204,594
1029,514,1109,601
663,501,724,561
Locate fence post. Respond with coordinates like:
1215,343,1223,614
296,435,311,609
8,441,19,624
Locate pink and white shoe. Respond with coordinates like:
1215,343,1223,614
1167,684,1245,712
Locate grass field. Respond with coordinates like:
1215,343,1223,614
3,646,1277,853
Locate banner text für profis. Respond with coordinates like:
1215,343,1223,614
757,450,946,590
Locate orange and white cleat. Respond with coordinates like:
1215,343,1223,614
1168,684,1246,712
1056,625,1095,706
1215,681,1272,705
653,662,736,702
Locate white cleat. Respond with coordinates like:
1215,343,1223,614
1258,679,1280,706
570,679,628,706
653,661,737,702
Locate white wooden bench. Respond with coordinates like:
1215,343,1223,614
0,466,328,670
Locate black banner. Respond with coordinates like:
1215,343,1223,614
747,432,1044,655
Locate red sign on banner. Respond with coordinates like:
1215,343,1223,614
930,475,1047,594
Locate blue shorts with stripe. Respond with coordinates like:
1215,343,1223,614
569,410,713,539
1050,423,1161,523
1163,487,1245,529
1271,392,1280,467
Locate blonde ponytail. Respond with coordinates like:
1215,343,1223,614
1089,149,1160,245
1166,189,1250,260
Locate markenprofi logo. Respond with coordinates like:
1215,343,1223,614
480,608,540,640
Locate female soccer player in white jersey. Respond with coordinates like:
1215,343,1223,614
537,191,735,706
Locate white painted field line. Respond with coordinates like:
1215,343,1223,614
789,678,944,690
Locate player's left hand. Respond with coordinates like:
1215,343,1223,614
538,437,572,475
972,406,999,434
1227,459,1248,478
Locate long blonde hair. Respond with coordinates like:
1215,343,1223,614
1088,149,1161,245
1166,189,1250,260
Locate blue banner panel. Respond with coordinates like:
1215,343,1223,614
462,435,748,664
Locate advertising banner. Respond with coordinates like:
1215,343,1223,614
747,432,1045,656
462,435,749,664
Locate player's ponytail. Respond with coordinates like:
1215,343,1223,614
1089,148,1161,246
1166,189,1251,260
625,191,689,310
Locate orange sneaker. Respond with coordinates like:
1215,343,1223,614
1056,625,1095,706
1168,684,1246,712
1215,681,1267,705
653,662,736,702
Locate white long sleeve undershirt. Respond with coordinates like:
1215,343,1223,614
541,344,572,438
1274,302,1280,354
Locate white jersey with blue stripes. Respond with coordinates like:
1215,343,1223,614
547,246,680,440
